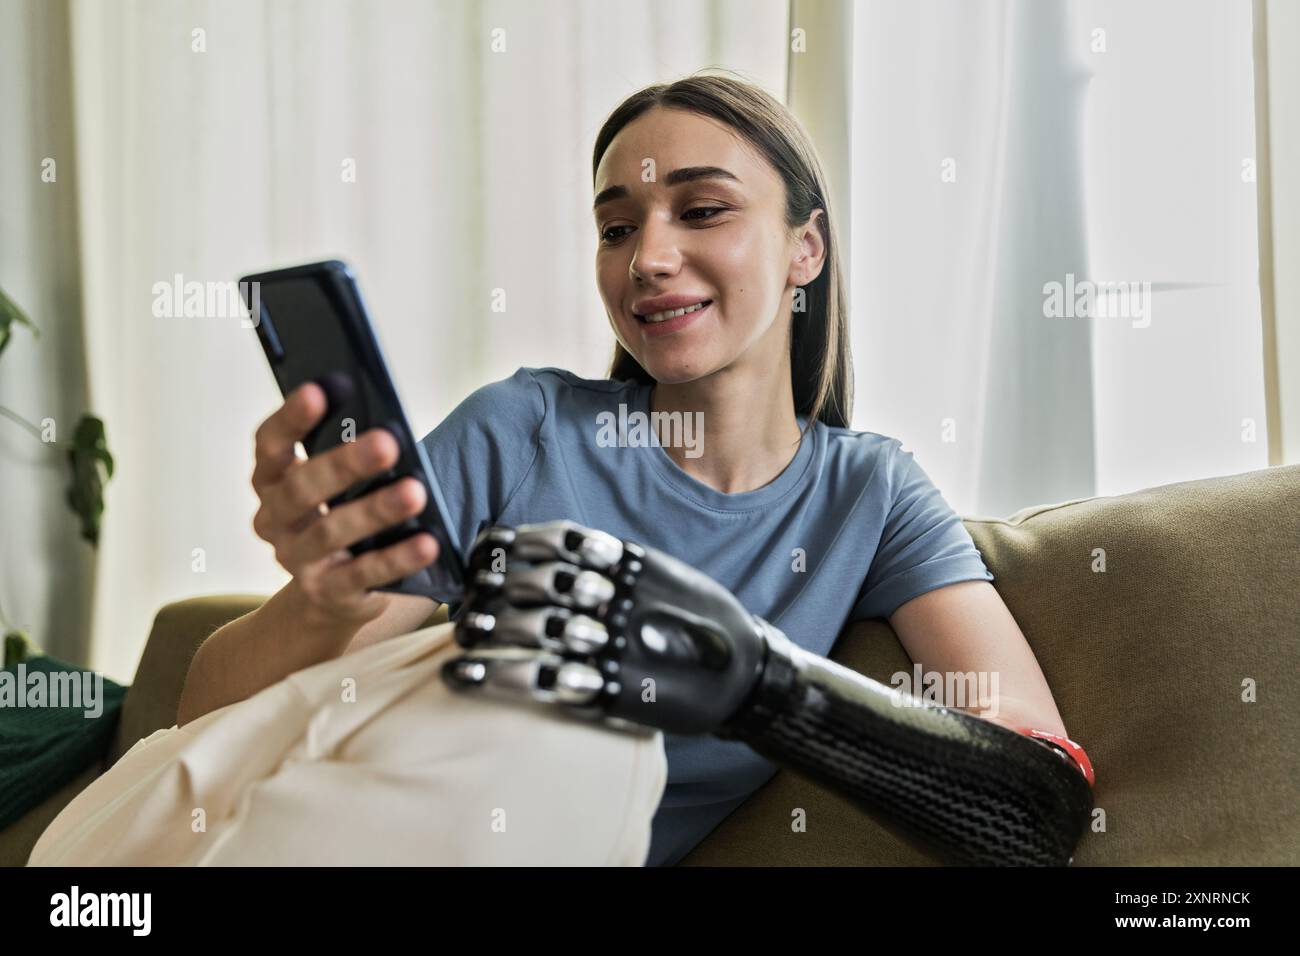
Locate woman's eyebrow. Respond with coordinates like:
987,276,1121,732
593,166,742,211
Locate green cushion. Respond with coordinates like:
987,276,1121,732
0,656,127,830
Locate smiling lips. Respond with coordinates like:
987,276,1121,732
633,300,713,337
632,292,713,321
638,300,711,324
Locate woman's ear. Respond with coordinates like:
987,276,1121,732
791,208,827,286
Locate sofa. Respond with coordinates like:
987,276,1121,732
3,463,1297,866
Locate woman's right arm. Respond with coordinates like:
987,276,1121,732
175,584,438,727
176,382,443,727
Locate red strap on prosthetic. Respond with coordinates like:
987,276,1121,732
1016,728,1096,788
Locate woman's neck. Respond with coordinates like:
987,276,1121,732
649,368,804,495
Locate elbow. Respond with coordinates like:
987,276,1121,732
972,695,1070,740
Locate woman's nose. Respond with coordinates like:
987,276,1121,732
628,218,681,280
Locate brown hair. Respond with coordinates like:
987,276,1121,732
592,69,853,433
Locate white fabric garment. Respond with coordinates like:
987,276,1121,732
28,623,668,866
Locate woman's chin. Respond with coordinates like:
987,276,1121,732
623,331,727,383
638,358,715,386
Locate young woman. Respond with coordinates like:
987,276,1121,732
173,73,1082,867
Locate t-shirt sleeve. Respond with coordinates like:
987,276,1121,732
851,440,993,622
386,367,545,612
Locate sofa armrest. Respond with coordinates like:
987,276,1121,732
3,595,448,867
108,595,451,767
107,595,270,767
0,762,103,867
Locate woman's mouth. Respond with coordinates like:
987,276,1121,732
634,299,712,336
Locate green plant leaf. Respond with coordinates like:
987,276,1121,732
4,630,32,669
0,286,40,360
66,414,115,547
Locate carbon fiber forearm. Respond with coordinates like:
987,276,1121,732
719,626,1094,866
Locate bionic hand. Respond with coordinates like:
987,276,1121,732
440,520,1095,866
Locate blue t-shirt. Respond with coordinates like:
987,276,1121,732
412,366,994,865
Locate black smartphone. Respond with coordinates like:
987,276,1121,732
239,259,464,604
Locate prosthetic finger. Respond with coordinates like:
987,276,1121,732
495,522,767,734
442,522,645,733
441,647,605,707
443,520,761,734
456,603,611,655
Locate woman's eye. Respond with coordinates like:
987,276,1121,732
683,206,726,222
599,207,727,244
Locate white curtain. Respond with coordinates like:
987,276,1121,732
847,0,1264,517
0,0,95,666
849,0,1095,519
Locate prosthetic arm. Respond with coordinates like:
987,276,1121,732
440,521,1095,866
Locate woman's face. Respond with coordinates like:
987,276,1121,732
593,106,821,386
